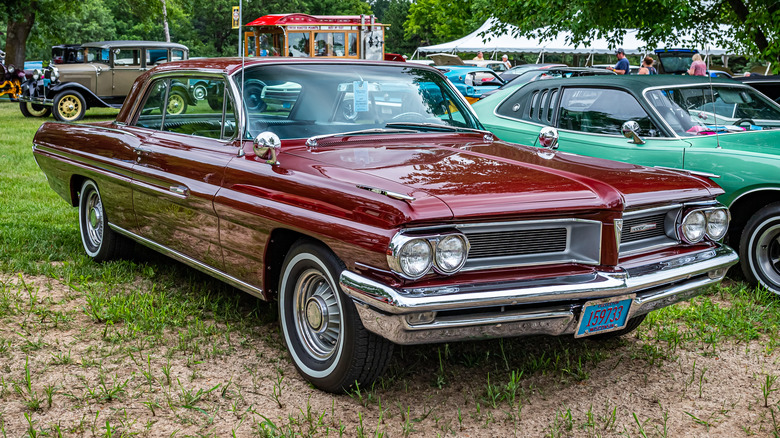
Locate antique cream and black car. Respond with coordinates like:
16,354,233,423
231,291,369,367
19,40,188,121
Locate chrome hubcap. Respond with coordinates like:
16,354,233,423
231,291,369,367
84,190,103,248
756,224,780,286
293,269,341,360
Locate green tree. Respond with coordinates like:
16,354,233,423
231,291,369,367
381,0,418,56
473,0,780,67
404,0,480,46
1,0,78,66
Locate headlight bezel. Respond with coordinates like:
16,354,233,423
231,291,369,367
678,206,730,244
388,231,470,280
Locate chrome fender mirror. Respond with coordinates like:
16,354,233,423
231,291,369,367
537,126,559,150
622,121,646,145
253,131,281,165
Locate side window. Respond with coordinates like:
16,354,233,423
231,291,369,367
115,49,141,66
288,33,310,57
171,50,185,61
146,49,170,65
134,76,236,140
558,88,660,136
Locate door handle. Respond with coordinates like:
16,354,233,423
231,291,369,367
169,185,189,196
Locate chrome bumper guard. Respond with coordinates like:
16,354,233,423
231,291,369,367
339,245,738,345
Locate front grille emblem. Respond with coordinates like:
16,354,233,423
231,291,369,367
630,223,657,233
614,219,623,243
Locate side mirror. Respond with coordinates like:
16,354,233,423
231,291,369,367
622,121,646,145
538,126,559,149
253,131,281,165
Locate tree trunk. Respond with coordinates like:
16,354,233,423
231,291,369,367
5,12,36,68
161,0,171,42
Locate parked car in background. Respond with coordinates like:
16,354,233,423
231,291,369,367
474,74,780,294
500,63,568,82
438,65,506,102
51,44,83,64
19,40,188,121
480,67,615,99
464,59,509,73
1,56,25,101
32,58,738,391
734,74,780,103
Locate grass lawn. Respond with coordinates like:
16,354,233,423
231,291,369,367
0,100,779,437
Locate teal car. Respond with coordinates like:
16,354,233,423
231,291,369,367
473,75,780,294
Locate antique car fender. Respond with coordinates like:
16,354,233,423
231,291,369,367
48,82,112,109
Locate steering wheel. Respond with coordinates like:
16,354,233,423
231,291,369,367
391,111,428,122
733,118,755,126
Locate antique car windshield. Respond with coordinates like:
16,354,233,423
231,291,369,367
237,64,481,140
646,85,780,136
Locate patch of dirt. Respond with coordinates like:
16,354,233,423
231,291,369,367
0,274,778,436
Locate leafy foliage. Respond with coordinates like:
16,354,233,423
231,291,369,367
472,0,780,67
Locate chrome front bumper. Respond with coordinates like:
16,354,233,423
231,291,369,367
339,245,738,345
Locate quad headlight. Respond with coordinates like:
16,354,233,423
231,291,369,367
679,206,730,243
388,232,470,279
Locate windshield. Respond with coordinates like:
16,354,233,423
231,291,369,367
237,64,480,140
646,85,780,136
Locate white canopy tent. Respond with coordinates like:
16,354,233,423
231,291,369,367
414,18,734,60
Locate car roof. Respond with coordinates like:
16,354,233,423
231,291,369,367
81,41,189,50
512,74,739,92
149,57,439,77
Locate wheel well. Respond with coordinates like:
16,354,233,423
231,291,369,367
56,86,96,109
68,175,87,207
727,190,780,244
263,229,331,300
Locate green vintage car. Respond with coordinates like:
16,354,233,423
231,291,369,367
473,75,780,294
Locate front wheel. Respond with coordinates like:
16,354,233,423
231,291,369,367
19,102,51,118
78,180,132,262
279,240,393,392
53,90,86,122
740,202,780,294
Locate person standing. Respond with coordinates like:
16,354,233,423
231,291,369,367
473,51,484,61
608,48,630,74
688,54,707,76
501,54,511,70
638,56,657,75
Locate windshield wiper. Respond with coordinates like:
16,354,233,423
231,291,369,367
384,122,488,135
305,127,418,147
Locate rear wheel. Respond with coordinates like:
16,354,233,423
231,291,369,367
279,240,393,392
78,180,132,262
19,102,51,118
740,202,780,295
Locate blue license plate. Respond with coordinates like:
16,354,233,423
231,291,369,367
575,296,634,338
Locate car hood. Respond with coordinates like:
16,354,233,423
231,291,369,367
285,133,721,221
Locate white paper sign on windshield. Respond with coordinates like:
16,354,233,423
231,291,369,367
353,81,369,112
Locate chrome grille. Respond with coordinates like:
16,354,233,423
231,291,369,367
467,228,567,259
619,207,680,255
455,219,601,271
621,213,667,243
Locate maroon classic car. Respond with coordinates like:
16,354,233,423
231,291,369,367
32,58,738,392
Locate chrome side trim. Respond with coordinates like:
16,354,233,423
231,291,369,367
109,223,266,299
654,166,721,179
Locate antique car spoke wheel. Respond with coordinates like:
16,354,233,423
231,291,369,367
279,240,393,393
78,180,132,262
20,102,52,118
53,91,86,122
740,202,780,295
166,91,188,115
